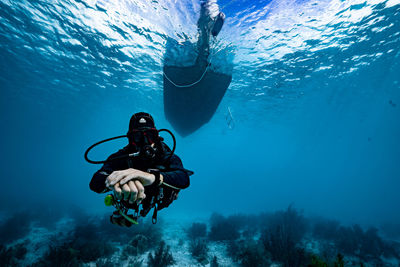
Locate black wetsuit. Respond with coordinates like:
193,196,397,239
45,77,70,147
89,144,190,194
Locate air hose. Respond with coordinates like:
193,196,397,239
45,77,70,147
84,129,176,164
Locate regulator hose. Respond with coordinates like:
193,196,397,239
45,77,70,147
84,129,176,164
158,128,176,162
84,135,128,164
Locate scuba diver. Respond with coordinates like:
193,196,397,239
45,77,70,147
86,112,192,227
163,0,232,136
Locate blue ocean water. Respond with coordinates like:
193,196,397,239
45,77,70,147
1,0,400,265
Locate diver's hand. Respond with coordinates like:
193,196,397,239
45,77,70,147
112,180,146,204
106,168,156,188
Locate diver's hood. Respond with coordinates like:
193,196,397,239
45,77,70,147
128,112,155,131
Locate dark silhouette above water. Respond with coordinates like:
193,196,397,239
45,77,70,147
163,0,232,136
